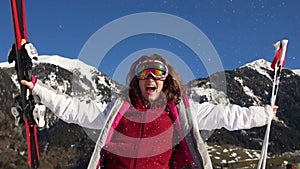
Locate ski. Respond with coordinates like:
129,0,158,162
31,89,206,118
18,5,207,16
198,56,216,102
257,39,288,169
9,0,40,168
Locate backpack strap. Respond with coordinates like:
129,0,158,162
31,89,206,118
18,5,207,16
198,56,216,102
105,101,130,144
167,99,194,167
182,87,190,108
89,98,128,169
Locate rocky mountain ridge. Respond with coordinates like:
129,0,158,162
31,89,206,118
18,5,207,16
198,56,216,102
0,55,299,168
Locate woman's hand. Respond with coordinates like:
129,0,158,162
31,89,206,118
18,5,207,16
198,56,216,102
21,80,34,90
271,105,279,120
20,75,37,92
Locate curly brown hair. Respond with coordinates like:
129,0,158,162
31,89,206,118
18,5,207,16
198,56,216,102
125,54,185,106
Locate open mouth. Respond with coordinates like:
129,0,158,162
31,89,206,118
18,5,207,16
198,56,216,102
146,86,157,94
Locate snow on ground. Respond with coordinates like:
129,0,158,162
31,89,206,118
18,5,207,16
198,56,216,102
206,144,264,165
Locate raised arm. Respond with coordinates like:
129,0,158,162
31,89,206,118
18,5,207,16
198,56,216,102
190,99,275,131
22,80,109,129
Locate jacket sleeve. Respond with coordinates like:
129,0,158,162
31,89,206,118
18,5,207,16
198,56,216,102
190,99,273,131
32,82,110,130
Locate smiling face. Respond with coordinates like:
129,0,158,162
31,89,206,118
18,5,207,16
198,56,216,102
138,76,165,102
127,54,184,107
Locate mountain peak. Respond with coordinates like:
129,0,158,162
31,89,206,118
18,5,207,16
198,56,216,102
239,59,273,80
38,55,92,71
242,59,272,70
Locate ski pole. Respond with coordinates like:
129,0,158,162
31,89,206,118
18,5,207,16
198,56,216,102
257,39,288,169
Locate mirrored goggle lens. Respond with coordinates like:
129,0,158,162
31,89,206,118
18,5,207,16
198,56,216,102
136,60,168,79
137,68,167,79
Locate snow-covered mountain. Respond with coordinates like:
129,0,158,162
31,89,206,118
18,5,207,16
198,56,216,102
0,55,299,168
293,69,300,76
241,59,273,79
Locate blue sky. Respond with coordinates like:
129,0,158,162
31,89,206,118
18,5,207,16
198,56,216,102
0,0,299,82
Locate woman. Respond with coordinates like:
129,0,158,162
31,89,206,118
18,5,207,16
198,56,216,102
22,54,277,169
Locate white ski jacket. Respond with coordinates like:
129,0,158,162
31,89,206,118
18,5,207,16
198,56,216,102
32,82,273,168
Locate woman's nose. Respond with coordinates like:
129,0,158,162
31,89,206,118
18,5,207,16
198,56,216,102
146,74,155,81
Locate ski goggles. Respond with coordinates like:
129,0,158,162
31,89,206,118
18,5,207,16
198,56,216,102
135,60,168,80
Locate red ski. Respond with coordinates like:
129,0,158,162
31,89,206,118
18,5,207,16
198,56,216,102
10,0,40,168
